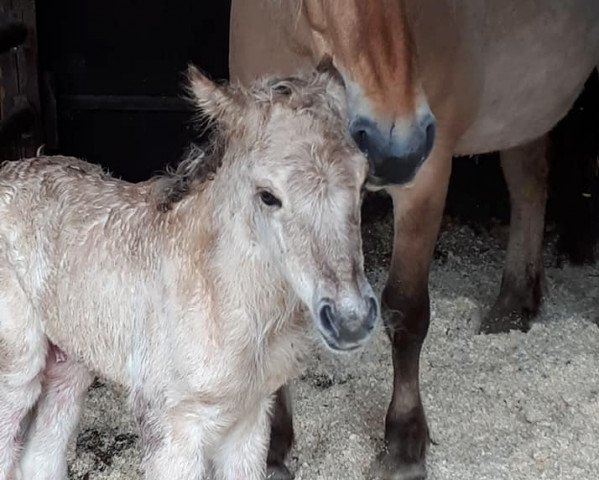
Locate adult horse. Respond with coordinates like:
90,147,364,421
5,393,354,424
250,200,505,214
229,1,599,478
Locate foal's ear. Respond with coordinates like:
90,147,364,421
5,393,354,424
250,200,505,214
186,64,241,124
316,54,344,85
315,55,347,113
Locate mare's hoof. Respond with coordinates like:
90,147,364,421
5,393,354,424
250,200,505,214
372,453,426,480
481,271,542,334
373,408,429,479
267,463,293,480
480,303,531,334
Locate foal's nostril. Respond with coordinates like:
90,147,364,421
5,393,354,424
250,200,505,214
316,295,377,350
366,296,378,328
319,303,339,337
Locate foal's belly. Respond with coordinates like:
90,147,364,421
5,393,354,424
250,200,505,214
419,0,599,155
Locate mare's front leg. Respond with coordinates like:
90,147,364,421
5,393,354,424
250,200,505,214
377,140,453,480
481,136,548,334
213,397,272,480
266,386,294,479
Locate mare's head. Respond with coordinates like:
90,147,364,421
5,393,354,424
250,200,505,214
301,0,435,187
181,65,378,351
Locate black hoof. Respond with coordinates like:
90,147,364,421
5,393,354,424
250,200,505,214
480,304,531,334
375,407,429,479
267,462,293,480
372,452,427,480
481,270,542,334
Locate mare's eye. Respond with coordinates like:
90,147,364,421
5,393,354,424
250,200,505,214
259,190,282,208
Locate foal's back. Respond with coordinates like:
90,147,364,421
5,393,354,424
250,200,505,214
0,156,147,242
0,156,157,381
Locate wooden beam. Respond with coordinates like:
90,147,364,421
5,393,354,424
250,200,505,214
59,95,191,112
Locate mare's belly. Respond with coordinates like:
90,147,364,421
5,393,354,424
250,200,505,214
449,0,599,155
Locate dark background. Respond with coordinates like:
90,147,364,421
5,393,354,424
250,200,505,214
36,0,231,182
34,0,598,258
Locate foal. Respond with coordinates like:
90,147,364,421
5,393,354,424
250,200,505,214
0,66,377,479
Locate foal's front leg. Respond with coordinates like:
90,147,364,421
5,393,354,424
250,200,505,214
213,397,272,480
142,425,207,480
137,400,211,480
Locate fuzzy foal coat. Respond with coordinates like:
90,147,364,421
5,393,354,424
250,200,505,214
0,68,373,480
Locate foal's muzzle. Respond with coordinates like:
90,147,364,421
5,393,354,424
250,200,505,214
316,296,379,351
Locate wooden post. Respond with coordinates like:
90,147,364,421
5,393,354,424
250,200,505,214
0,0,42,159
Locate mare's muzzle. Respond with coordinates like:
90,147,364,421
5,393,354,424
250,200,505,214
350,112,436,186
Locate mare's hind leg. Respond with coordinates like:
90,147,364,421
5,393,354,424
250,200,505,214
17,345,93,480
377,140,453,480
481,136,548,334
266,386,294,479
0,272,45,479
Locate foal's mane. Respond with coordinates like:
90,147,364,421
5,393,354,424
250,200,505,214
154,133,225,213
153,67,344,212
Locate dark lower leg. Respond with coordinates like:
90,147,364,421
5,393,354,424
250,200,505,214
266,386,294,479
482,137,548,334
377,147,451,479
380,285,430,478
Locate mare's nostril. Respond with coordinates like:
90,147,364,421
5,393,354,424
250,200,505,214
351,127,376,175
424,121,436,158
351,129,369,153
319,303,339,337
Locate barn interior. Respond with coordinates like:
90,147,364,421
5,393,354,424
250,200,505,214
1,1,598,479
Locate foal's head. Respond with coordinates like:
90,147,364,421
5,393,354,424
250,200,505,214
185,66,378,351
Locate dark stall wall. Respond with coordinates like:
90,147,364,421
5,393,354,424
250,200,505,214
0,0,42,160
36,0,231,182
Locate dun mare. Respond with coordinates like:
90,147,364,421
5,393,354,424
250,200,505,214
229,1,599,478
0,67,378,479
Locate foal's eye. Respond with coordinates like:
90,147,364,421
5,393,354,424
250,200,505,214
272,84,292,96
259,190,282,208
